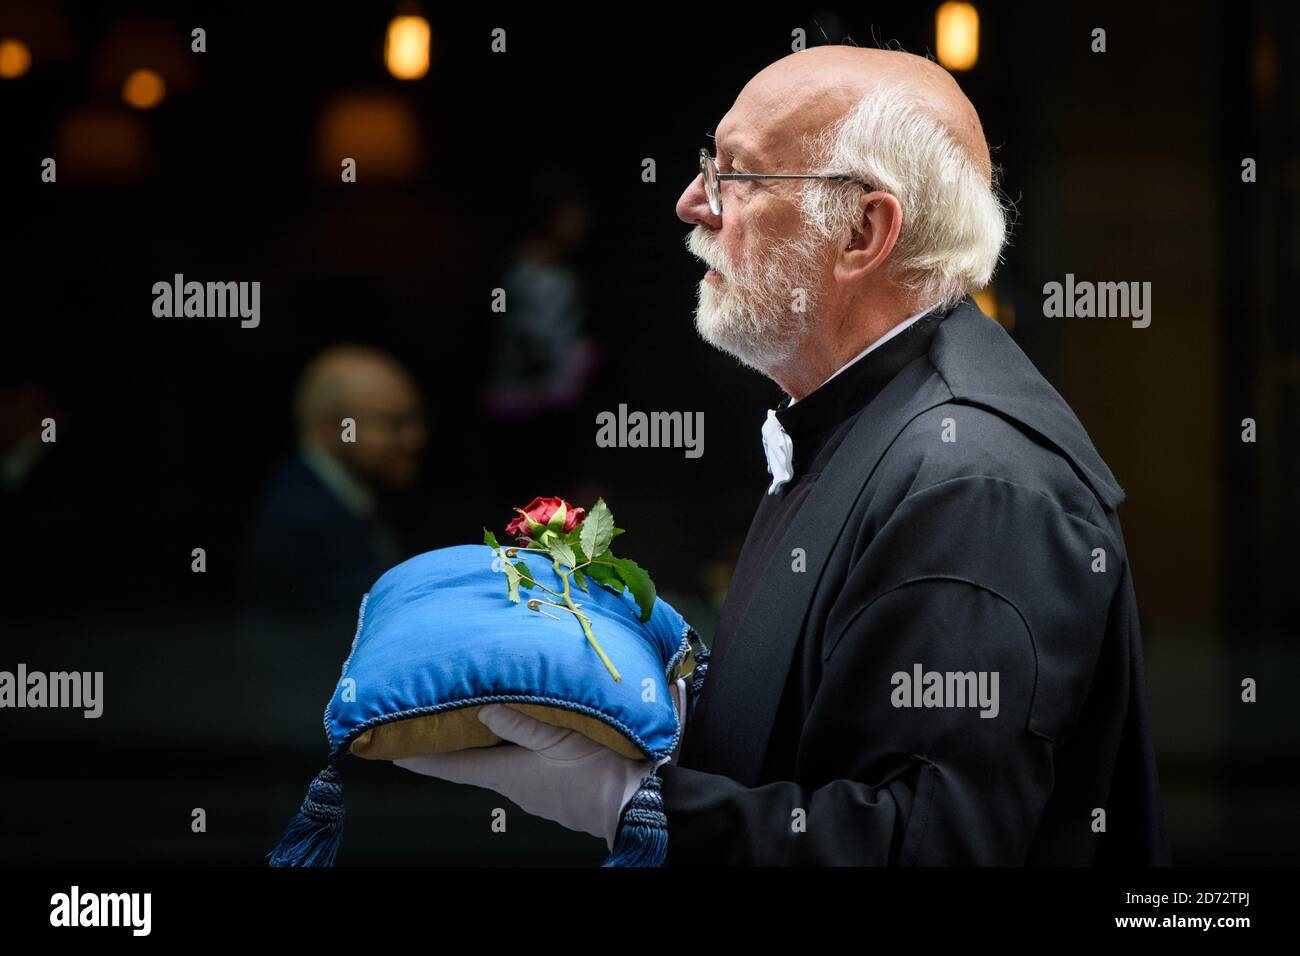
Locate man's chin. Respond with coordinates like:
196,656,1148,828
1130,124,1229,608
696,304,815,374
694,309,768,372
692,302,730,350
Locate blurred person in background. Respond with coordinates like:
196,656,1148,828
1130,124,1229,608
0,376,58,509
482,171,599,420
240,344,427,621
0,373,66,609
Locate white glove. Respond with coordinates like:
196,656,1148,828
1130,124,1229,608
395,677,687,851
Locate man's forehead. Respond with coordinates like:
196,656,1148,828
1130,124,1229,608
716,75,847,163
712,120,757,160
713,117,788,165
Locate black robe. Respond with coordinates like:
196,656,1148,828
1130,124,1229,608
658,297,1171,865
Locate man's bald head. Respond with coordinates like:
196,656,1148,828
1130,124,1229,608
294,344,427,488
725,47,992,183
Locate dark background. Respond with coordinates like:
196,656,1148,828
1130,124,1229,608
1,1,1296,864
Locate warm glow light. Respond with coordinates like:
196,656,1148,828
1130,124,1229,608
936,2,979,71
973,286,1014,331
315,92,422,180
0,38,32,79
122,68,166,109
385,16,430,80
55,110,150,181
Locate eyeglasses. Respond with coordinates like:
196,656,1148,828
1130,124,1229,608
698,147,872,216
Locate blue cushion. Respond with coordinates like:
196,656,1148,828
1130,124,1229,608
323,544,700,763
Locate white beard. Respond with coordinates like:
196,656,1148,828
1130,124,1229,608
686,225,827,374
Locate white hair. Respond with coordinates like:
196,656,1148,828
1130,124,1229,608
798,80,1011,310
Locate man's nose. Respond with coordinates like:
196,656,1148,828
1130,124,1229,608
676,172,722,229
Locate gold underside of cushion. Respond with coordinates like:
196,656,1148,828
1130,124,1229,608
350,703,644,760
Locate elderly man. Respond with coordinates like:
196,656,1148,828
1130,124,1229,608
401,47,1169,865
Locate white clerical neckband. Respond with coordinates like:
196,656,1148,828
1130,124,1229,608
761,409,794,495
761,303,939,494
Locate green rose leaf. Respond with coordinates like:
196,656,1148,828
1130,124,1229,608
609,555,656,623
580,498,616,561
484,528,500,549
587,560,625,593
502,560,522,603
549,538,577,569
512,560,536,591
573,566,588,591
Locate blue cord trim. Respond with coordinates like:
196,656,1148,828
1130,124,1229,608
322,591,370,747
664,625,692,679
682,624,709,725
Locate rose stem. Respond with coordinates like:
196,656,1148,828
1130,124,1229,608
558,564,621,683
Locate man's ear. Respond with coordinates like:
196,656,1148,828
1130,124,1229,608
834,191,903,284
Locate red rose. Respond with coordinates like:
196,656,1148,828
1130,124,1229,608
505,496,586,541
